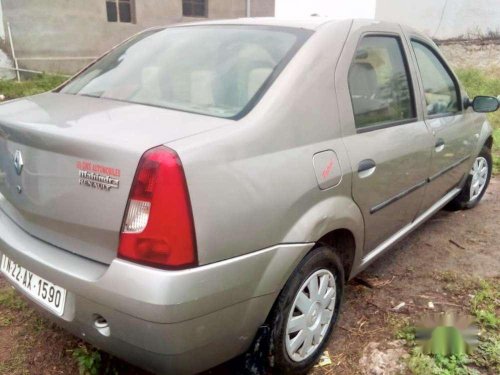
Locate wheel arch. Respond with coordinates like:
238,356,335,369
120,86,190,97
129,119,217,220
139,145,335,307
314,228,357,281
485,135,493,151
280,195,365,282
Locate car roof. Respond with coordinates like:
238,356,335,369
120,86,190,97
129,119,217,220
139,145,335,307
156,18,431,43
172,17,345,30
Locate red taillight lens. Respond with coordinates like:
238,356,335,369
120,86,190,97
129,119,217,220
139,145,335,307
118,146,197,269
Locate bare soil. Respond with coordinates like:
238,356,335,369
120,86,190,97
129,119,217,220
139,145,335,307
0,178,499,375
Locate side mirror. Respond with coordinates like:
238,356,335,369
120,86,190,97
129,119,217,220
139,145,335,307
466,95,499,113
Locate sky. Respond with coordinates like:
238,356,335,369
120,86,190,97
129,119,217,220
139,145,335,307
275,0,376,19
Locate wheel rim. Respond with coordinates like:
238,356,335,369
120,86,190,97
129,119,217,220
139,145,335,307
469,156,488,201
285,269,336,362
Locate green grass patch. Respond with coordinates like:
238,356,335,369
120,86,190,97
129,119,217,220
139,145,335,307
473,333,500,374
399,273,499,374
0,315,13,326
493,128,500,173
0,287,28,311
0,74,67,100
408,351,478,375
71,344,119,375
470,279,499,329
456,68,500,174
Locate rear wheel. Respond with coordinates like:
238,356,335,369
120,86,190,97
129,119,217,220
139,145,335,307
245,247,344,375
447,146,492,210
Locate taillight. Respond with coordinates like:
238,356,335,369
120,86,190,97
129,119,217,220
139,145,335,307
118,146,197,269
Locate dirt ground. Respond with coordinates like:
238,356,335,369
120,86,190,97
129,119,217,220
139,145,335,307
0,178,499,375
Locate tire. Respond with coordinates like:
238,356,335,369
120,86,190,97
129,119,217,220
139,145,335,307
244,247,344,375
446,146,492,211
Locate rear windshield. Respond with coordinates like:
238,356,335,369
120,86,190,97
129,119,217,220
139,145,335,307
60,25,311,119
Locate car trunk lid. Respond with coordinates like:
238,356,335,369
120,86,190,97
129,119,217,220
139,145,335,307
0,92,229,264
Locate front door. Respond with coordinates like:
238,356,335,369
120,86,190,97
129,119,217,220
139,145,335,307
408,39,477,213
336,26,433,254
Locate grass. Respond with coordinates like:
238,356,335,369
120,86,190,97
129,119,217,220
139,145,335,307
470,279,499,330
398,273,500,375
0,74,67,100
71,344,120,375
0,286,28,311
408,352,478,375
0,340,30,375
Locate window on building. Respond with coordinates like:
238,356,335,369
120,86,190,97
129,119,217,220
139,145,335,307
106,0,134,23
411,41,460,116
348,36,415,130
183,0,207,17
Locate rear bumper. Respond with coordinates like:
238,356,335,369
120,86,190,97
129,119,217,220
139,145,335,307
0,207,312,374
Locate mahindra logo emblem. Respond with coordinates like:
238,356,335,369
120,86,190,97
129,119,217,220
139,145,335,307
13,150,23,175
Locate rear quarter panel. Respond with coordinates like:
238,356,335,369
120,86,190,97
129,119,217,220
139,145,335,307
168,20,365,266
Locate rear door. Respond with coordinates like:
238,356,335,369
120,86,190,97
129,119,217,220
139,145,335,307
336,22,433,254
406,38,477,213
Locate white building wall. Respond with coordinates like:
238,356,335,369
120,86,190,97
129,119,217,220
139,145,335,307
0,0,275,74
376,0,500,39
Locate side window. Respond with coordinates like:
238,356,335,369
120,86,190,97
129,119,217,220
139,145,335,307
348,36,415,130
411,41,460,116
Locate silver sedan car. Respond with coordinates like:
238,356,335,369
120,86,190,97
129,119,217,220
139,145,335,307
0,18,497,374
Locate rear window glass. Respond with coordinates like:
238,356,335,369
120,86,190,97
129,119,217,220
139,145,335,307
60,26,311,119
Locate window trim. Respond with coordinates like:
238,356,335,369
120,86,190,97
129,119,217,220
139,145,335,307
347,33,418,134
182,0,208,18
410,37,463,120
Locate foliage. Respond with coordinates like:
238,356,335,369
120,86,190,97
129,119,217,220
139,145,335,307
408,350,479,375
72,345,118,375
473,333,500,374
72,346,103,375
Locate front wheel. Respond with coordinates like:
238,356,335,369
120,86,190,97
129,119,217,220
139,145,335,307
245,247,344,375
447,145,492,210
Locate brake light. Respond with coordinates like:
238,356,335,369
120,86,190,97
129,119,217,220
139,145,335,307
118,146,197,268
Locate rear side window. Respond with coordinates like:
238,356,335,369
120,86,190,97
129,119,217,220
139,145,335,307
348,36,415,130
60,26,311,119
411,41,460,116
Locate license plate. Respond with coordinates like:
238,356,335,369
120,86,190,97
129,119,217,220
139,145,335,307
1,255,66,316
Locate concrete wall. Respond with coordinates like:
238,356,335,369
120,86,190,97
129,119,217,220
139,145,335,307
1,0,275,74
376,0,500,40
439,42,500,71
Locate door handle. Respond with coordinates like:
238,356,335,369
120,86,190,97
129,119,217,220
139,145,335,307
435,138,445,152
358,159,376,178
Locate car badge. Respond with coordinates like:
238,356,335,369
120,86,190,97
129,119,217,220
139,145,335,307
77,160,120,191
13,150,23,175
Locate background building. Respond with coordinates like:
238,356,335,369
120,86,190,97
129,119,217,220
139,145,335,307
376,0,500,40
0,0,275,74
